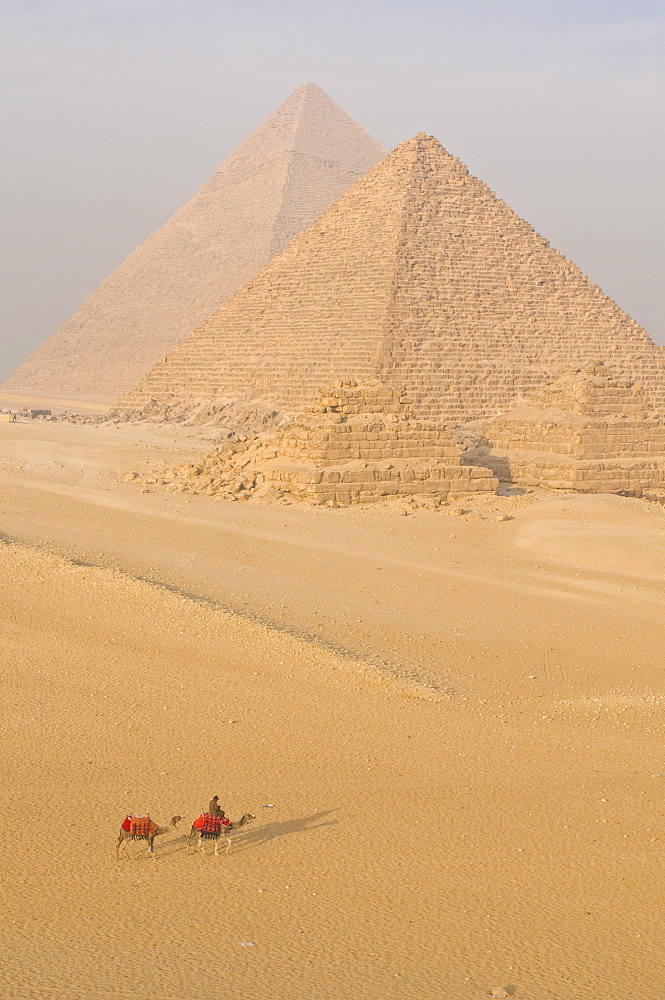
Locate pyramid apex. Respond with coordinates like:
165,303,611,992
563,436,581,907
386,133,463,172
3,82,385,399
411,132,444,148
392,133,446,153
288,80,326,99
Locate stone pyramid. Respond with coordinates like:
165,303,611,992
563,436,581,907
466,363,665,492
147,381,497,505
122,133,665,422
3,83,385,400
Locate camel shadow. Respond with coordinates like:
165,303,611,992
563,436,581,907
230,809,339,853
149,810,339,857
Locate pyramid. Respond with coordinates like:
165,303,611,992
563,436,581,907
146,381,498,505
121,133,665,423
3,83,385,400
466,364,665,492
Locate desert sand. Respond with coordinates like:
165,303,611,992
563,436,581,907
1,417,664,999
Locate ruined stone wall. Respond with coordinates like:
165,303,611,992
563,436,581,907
277,384,460,464
144,381,497,505
487,420,665,462
512,369,651,418
484,455,665,493
470,367,665,492
262,460,496,504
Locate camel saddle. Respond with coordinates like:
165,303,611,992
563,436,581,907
193,812,232,839
121,815,158,839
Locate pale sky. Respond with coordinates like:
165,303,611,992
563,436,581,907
1,0,663,379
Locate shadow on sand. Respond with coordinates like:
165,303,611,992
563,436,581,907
147,809,339,858
232,808,339,853
152,832,191,858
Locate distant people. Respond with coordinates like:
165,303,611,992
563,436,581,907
208,795,223,817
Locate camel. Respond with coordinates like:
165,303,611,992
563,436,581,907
116,814,182,859
187,811,255,856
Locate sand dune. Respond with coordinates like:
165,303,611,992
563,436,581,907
0,419,664,998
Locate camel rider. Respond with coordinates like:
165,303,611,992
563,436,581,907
208,795,223,817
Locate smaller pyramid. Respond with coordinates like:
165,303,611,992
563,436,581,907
145,381,497,505
3,83,385,401
466,364,665,493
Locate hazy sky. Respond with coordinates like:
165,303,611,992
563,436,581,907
1,0,663,380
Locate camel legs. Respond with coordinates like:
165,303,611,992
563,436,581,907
187,828,208,854
116,832,156,859
199,837,231,858
214,836,231,856
211,836,233,856
116,833,133,860
187,830,229,856
116,833,125,859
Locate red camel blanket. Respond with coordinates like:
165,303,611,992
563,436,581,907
193,813,233,837
121,815,158,838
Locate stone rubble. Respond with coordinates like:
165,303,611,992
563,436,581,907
110,391,285,439
128,381,498,505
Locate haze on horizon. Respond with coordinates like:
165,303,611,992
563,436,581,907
1,0,663,381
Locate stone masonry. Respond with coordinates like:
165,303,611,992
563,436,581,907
464,364,665,492
122,133,665,423
152,381,498,505
3,83,385,400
